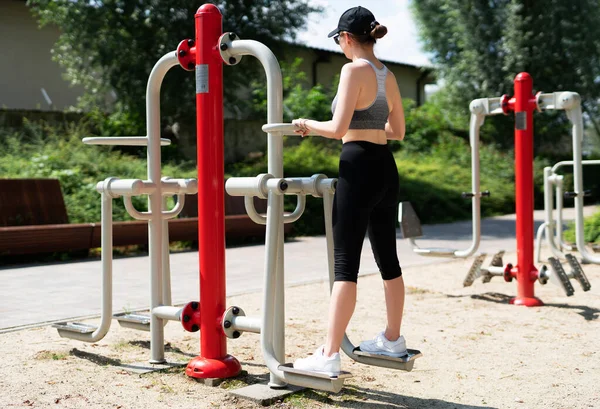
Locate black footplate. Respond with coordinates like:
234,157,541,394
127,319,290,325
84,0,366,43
565,254,592,292
463,254,486,287
490,250,505,267
548,257,575,296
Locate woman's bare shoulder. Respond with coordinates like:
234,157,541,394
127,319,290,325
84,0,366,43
344,60,378,70
340,61,374,81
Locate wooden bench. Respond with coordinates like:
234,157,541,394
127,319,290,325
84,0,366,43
0,179,291,256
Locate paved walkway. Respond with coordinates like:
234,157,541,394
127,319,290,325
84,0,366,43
1,206,597,331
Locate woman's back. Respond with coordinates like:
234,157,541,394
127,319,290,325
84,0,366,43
332,59,403,145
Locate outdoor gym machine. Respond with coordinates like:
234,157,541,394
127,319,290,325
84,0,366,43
54,3,421,399
189,5,420,396
401,73,592,304
53,47,199,363
398,88,487,259
535,159,600,266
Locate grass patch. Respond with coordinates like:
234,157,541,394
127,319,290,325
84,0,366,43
143,376,176,393
284,389,334,407
219,378,250,390
336,385,369,402
564,210,600,244
406,286,432,295
34,350,69,360
111,339,137,353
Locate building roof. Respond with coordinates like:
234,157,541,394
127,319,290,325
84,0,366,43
288,41,434,72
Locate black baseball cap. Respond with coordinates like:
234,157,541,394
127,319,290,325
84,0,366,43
327,6,378,38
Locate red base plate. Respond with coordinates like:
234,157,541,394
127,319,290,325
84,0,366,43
510,296,544,307
185,354,241,379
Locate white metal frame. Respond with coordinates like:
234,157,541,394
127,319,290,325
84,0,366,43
56,36,424,393
54,52,198,364
221,35,421,393
536,158,600,263
404,97,499,258
535,92,599,264
406,91,598,266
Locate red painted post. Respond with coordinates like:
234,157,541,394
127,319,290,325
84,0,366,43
186,3,241,379
509,73,543,306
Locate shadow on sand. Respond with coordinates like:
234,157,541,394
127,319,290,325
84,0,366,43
447,292,599,320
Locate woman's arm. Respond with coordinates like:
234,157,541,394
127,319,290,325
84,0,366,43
293,63,361,139
385,73,406,141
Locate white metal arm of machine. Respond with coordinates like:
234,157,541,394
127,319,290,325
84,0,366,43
82,137,171,146
538,92,600,264
401,97,502,258
54,178,117,342
261,123,319,136
222,34,351,392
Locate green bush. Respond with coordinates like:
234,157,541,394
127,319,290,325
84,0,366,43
395,133,517,224
251,58,338,123
224,132,519,235
402,98,453,154
0,119,195,223
563,211,600,244
2,109,582,241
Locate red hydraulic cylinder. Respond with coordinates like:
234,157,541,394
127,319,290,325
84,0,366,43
509,73,543,306
186,3,241,379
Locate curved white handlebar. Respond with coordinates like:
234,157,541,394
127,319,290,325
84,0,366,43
261,123,318,136
83,137,171,146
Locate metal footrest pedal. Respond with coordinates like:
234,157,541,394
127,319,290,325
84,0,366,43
114,312,151,331
547,257,575,296
353,348,422,372
278,364,352,393
483,250,505,283
398,201,423,239
481,270,494,284
565,254,591,291
490,250,504,268
53,322,97,335
463,253,487,287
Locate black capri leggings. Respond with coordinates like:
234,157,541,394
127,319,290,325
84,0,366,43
333,141,402,283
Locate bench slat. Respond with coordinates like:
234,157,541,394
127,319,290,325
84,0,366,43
0,217,291,256
0,179,69,226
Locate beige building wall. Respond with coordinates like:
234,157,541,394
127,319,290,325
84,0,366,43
0,0,83,110
285,45,433,105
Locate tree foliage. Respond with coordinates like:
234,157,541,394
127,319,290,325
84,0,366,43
411,0,600,151
28,0,322,134
250,57,338,123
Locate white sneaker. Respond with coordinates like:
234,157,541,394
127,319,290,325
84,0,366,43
293,345,341,376
359,331,408,357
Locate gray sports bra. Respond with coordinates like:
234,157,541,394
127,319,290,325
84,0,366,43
331,58,390,130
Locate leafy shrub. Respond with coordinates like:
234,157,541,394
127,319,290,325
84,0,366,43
563,211,600,244
251,58,338,123
395,133,517,224
402,98,453,153
225,132,519,235
3,108,588,242
0,119,195,223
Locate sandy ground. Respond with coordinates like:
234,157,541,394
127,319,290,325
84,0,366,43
1,247,599,409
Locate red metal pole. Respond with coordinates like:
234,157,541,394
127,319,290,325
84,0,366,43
186,3,241,379
509,73,543,306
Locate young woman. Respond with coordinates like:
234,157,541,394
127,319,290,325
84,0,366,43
292,6,407,376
